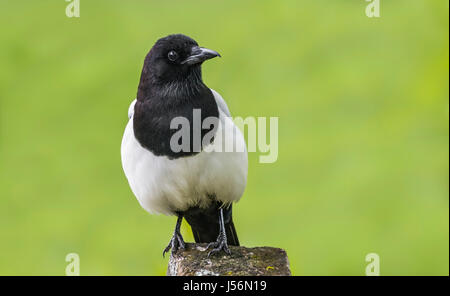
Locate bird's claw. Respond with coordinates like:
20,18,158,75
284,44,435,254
206,233,231,257
163,231,185,258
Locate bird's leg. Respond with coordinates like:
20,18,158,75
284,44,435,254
206,208,231,257
163,214,185,257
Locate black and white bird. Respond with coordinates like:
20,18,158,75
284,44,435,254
121,34,248,257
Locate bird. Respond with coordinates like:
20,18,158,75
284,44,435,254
121,34,248,257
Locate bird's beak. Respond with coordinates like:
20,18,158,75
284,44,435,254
181,46,221,65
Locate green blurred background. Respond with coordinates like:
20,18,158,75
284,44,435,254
0,0,448,275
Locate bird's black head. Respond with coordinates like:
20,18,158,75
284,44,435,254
133,34,221,158
137,34,220,100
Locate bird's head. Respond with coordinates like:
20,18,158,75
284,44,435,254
139,34,220,89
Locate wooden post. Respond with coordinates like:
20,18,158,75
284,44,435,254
167,243,291,276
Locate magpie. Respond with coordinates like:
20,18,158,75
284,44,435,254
121,34,248,257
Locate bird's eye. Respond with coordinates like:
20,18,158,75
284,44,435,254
167,50,179,61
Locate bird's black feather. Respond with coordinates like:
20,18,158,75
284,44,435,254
182,201,240,246
133,34,219,159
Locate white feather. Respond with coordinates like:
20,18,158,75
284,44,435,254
121,90,248,215
127,99,136,119
210,89,231,117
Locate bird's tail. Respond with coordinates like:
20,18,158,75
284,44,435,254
190,219,239,246
183,203,240,246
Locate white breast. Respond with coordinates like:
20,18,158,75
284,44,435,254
120,108,248,216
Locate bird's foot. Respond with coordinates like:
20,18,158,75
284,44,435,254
163,230,185,258
206,231,231,257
